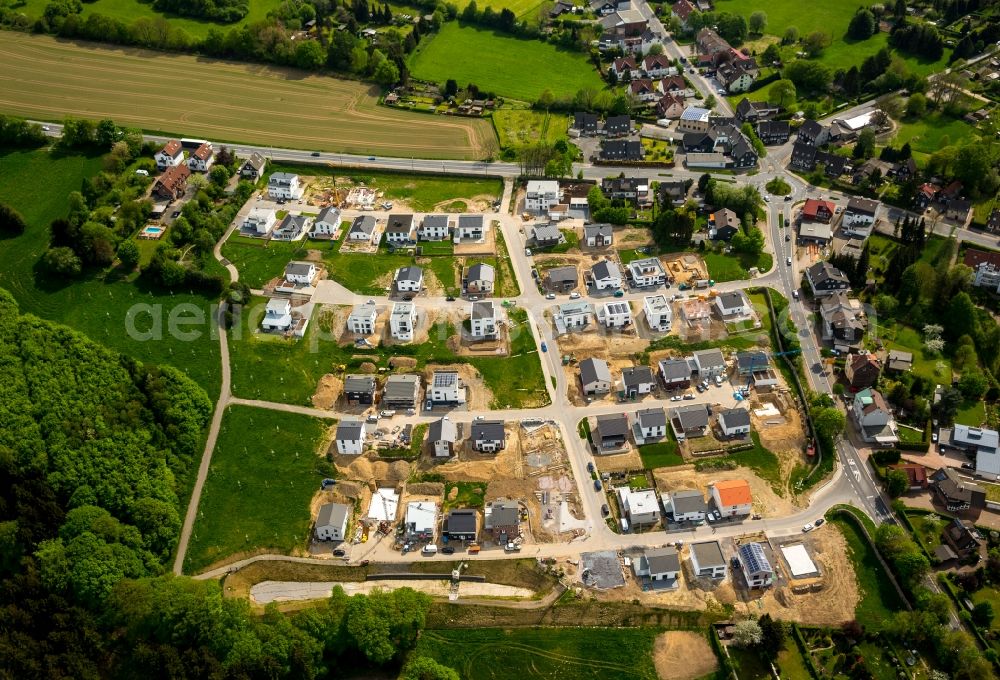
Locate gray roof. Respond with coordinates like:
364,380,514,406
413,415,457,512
242,152,266,171
660,359,692,381
580,357,612,385
386,214,414,233
672,403,709,431
337,420,364,441
278,214,308,231
622,365,655,389
548,266,578,284
285,261,314,277
472,420,505,442
952,425,1000,453
717,291,746,311
486,501,520,528
316,502,350,529
596,413,629,438
269,171,298,183
396,265,423,282
344,374,376,393
736,351,769,372
846,196,879,216
427,417,457,443
458,214,484,229
467,262,495,283
471,301,495,319
384,374,420,400
585,223,614,239
644,546,680,574
693,348,726,369
422,214,450,229
691,540,725,568
350,215,376,235
317,206,341,224
670,489,707,514
636,407,667,429
592,259,621,281
533,223,562,241
447,509,478,534
719,407,751,428
807,261,849,286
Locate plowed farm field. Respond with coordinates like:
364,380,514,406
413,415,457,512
0,32,494,159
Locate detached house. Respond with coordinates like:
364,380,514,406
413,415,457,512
617,487,661,527
471,420,506,452
335,420,366,455
591,260,622,290
945,425,1000,480
469,301,498,339
315,503,350,541
261,297,292,331
627,257,666,287
580,357,612,395
670,403,710,440
394,266,423,293
187,142,214,172
796,119,829,147
806,261,850,297
389,301,416,341
272,214,309,241
485,501,521,542
691,541,728,579
268,172,303,200
599,301,633,328
584,223,615,247
717,58,758,93
735,98,780,123
678,106,712,134
656,93,686,120
714,291,750,319
709,208,741,241
445,509,478,542
284,261,316,285
384,214,416,245
155,139,184,170
851,388,899,446
671,0,696,28
526,180,561,212
632,407,667,444
845,352,881,389
554,301,594,332
152,164,190,200
244,207,276,235
801,199,835,223
383,374,421,410
669,489,707,522
819,293,865,351
629,78,658,102
842,197,879,237
419,214,450,241
932,467,986,512
643,53,675,77
312,206,342,237
691,348,726,378
756,120,790,145
609,56,638,81
621,365,656,398
343,374,376,404
239,152,266,181
602,176,650,205
429,371,466,405
465,262,495,295
643,294,672,332
600,140,644,161
595,413,630,451
632,546,680,585
404,502,438,542
574,111,599,135
710,479,752,517
604,114,632,137
659,358,691,390
454,214,486,242
737,542,773,588
348,215,377,243
718,407,751,438
428,417,457,457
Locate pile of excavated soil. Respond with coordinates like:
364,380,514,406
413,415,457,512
311,374,342,410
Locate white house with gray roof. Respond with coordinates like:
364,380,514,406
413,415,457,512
348,215,378,242
419,214,451,241
268,172,303,200
715,291,750,318
284,261,316,284
621,365,656,398
599,301,632,328
668,489,707,521
946,425,1000,479
427,417,458,457
591,260,623,290
670,403,710,440
429,371,465,405
690,541,727,578
384,214,416,245
465,262,495,295
632,546,680,585
454,214,486,241
336,420,366,455
394,265,423,293
554,301,594,333
315,502,351,541
389,301,416,341
580,357,612,395
347,300,378,335
472,420,506,452
382,374,421,409
584,223,614,247
469,301,498,339
312,206,342,237
718,407,751,437
691,348,727,378
643,295,673,332
633,407,667,444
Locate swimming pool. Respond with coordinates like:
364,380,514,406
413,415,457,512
139,225,166,239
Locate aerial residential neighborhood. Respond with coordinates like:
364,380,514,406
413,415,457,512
2,0,1000,675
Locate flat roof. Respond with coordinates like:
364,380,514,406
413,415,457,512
780,543,819,578
367,488,399,522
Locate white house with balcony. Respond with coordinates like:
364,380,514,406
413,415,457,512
599,301,632,328
591,260,622,290
244,207,277,235
430,371,466,405
347,300,377,335
643,295,672,332
525,180,561,213
268,172,303,200
312,207,342,237
389,302,416,341
155,140,184,170
261,298,292,331
627,257,667,287
469,301,499,339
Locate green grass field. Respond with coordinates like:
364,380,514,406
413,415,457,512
0,32,494,160
777,645,813,680
638,441,684,470
891,112,979,161
830,515,906,629
221,235,319,289
414,628,660,679
877,322,952,385
464,0,548,19
184,405,331,572
703,251,773,282
955,399,986,427
493,109,572,149
730,433,782,492
408,23,605,102
0,147,222,395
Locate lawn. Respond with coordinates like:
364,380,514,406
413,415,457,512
829,515,906,630
729,433,782,493
891,112,979,161
493,109,571,149
184,405,332,572
221,235,322,288
955,399,986,427
408,23,606,102
972,588,1000,632
0,146,222,395
465,0,548,19
638,441,684,470
443,481,488,510
468,308,549,408
703,250,773,282
414,627,660,679
777,645,813,680
0,32,494,160
866,234,951,283
270,163,502,213
878,322,952,385
729,647,772,680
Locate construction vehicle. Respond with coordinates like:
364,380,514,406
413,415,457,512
467,543,481,554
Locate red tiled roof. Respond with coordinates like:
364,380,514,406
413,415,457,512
160,139,182,157
192,142,213,161
963,248,1000,270
802,199,835,221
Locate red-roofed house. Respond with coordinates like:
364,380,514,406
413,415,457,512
610,56,637,80
889,463,928,490
630,78,658,102
801,199,835,223
710,479,752,517
656,93,685,119
915,182,939,209
187,142,214,173
153,164,191,200
965,249,1000,291
671,0,696,28
845,352,881,389
155,139,184,171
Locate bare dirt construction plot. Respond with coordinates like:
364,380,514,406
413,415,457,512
421,363,492,411
663,253,709,284
311,373,343,410
653,632,718,680
0,33,493,159
743,528,859,626
748,392,809,496
555,324,648,359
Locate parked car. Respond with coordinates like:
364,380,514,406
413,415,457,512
546,293,556,300
962,462,975,470
814,518,825,527
587,461,594,473
792,290,800,300
683,393,696,400
446,296,455,301
540,342,548,352
784,195,792,201
670,395,682,401
311,151,321,157
696,384,706,393
569,292,581,299
594,479,603,491
802,523,814,533
786,256,792,266
441,546,455,555
333,548,346,556
524,248,532,256
613,289,624,297
380,410,396,418
785,234,790,242
601,504,610,516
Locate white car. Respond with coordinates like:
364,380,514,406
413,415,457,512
545,293,556,300
802,523,814,533
763,195,770,202
569,292,581,299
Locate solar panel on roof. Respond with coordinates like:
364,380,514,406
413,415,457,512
433,373,456,387
739,542,772,574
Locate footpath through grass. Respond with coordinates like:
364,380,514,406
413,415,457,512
408,23,606,102
185,405,332,572
414,627,660,680
0,147,222,394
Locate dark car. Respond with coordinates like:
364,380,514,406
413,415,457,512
445,296,455,301
601,504,610,516
594,479,602,491
962,462,975,470
784,195,792,201
311,151,321,157
587,461,595,473
785,234,790,241
441,546,455,555
333,548,346,557
171,210,181,218
814,518,825,527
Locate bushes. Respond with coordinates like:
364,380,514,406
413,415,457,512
0,203,27,236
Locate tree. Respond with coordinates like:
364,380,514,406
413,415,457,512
814,407,846,441
853,128,876,159
886,469,909,498
958,370,988,401
732,619,763,648
0,202,27,235
400,656,461,680
761,43,781,65
847,8,876,40
116,240,140,269
209,164,231,188
748,11,766,34
758,614,786,660
95,119,120,149
444,79,458,98
295,39,326,70
972,602,994,629
42,246,82,277
933,387,962,425
782,26,799,44
947,292,977,341
373,58,400,87
906,92,927,118
802,31,831,57
698,173,712,194
768,79,797,108
783,60,832,93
